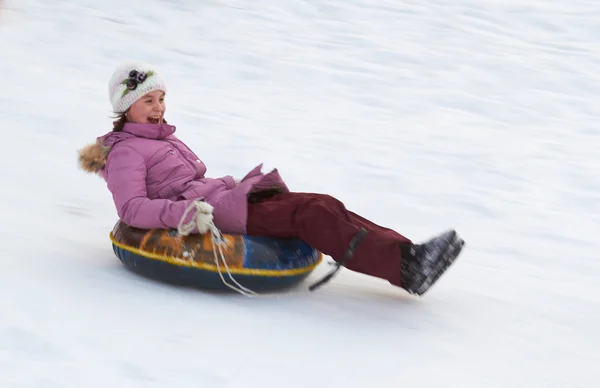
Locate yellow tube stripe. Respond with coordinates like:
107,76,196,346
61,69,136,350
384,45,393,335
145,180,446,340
109,232,323,277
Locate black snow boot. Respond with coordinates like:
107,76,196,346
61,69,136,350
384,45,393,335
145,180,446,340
400,230,465,296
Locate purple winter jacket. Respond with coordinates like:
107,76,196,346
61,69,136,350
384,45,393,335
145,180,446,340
79,122,289,234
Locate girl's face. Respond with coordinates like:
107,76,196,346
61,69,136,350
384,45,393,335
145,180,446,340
128,90,166,124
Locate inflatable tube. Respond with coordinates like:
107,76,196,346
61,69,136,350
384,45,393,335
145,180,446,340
109,221,323,292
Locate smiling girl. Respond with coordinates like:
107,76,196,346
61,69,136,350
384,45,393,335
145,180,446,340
79,61,465,296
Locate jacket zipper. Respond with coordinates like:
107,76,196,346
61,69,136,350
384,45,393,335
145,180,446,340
168,142,198,176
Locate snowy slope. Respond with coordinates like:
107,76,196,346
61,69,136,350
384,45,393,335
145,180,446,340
1,0,598,387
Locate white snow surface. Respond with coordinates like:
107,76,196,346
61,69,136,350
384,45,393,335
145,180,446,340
1,0,599,387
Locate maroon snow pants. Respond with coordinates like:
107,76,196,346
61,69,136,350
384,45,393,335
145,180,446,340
246,191,412,288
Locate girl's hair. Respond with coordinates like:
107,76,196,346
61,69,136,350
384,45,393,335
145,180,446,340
112,112,127,132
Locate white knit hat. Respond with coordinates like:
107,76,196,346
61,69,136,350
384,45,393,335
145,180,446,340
108,61,167,113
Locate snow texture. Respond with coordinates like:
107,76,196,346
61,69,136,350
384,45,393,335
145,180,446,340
0,0,598,387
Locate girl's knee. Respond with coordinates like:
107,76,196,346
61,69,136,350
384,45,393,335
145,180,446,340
309,193,345,209
284,192,345,210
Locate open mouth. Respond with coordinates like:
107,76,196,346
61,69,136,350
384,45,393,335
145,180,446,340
147,116,162,124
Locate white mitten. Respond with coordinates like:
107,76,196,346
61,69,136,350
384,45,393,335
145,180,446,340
178,200,215,236
194,201,214,234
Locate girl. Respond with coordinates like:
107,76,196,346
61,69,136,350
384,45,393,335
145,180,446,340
79,61,465,296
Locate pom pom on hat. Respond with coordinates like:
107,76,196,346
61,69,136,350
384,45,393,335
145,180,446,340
108,61,167,113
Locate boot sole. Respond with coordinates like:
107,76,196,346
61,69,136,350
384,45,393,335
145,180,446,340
413,233,465,296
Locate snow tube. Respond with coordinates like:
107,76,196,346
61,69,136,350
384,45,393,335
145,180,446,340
109,221,323,292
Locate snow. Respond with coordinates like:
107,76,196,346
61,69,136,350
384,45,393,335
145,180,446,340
0,0,598,386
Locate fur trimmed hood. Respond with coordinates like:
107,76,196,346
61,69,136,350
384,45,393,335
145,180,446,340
78,123,178,173
78,141,110,173
78,130,136,174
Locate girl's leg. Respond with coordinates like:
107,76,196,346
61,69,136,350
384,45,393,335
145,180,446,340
245,191,411,287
